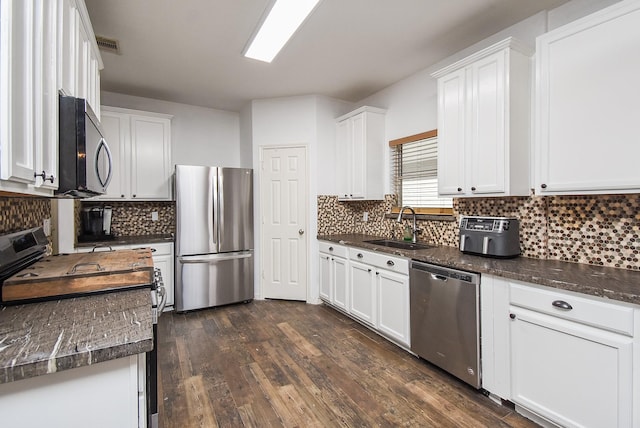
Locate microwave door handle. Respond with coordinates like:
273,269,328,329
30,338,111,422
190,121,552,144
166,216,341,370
95,138,113,189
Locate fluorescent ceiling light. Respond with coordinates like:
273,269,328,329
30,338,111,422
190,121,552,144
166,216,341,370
244,0,321,63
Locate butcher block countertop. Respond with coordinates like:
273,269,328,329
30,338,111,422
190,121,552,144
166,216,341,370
0,288,153,384
318,234,640,306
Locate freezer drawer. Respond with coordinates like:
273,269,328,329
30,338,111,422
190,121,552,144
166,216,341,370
176,252,254,311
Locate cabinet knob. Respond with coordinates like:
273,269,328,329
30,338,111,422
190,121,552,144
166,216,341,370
457,187,462,192
121,194,125,198
509,313,516,320
328,246,333,251
368,269,372,272
132,194,137,198
386,260,395,266
357,253,363,259
471,186,476,191
34,171,55,183
541,183,548,189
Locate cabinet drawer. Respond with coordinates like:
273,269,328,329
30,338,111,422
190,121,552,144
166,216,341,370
318,241,348,258
348,248,408,275
510,282,634,336
142,242,173,256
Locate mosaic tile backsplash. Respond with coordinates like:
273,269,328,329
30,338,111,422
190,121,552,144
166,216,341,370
0,197,51,234
79,201,175,237
318,193,640,271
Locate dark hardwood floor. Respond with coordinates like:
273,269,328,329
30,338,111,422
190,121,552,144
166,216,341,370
158,300,537,428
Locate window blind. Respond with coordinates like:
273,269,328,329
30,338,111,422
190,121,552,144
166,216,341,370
391,136,452,209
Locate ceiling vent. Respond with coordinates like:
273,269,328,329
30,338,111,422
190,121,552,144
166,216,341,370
96,36,120,54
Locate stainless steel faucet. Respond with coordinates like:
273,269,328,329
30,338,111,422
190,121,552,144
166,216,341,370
397,206,419,243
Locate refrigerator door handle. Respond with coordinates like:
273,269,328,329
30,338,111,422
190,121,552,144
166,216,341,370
178,252,253,264
211,168,219,249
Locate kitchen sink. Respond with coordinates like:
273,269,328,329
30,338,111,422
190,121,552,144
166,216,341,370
364,239,432,251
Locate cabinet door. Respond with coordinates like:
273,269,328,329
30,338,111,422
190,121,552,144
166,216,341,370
349,260,376,326
510,306,633,427
74,8,89,102
335,119,350,198
0,0,37,184
57,0,76,97
130,115,171,200
536,2,640,195
349,113,366,199
98,111,129,200
469,50,506,194
332,256,348,311
36,0,59,190
319,253,331,302
437,68,466,196
377,269,409,346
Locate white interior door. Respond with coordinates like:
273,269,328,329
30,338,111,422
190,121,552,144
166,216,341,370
261,146,308,301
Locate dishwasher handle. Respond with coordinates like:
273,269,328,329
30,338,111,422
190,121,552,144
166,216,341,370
430,273,448,282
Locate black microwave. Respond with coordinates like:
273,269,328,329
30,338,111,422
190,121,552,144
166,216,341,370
56,95,113,198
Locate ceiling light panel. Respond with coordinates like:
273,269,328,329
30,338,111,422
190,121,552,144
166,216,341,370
244,0,321,63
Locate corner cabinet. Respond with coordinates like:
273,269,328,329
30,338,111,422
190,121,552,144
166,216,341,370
432,38,532,198
0,0,102,196
335,107,386,200
534,1,640,195
99,107,173,201
481,274,640,428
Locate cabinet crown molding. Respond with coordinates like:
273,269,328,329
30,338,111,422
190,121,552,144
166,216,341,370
336,106,387,122
102,105,174,120
431,37,533,79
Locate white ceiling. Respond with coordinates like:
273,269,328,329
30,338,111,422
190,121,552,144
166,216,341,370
84,0,568,112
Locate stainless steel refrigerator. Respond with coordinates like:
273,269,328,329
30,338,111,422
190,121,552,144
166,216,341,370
175,165,254,312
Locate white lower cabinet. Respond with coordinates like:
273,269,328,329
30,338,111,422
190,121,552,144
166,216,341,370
318,241,410,348
349,258,377,326
318,242,349,311
482,274,639,428
376,268,410,347
510,306,633,428
0,355,144,428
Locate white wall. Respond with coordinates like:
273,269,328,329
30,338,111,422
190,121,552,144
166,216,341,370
101,91,242,167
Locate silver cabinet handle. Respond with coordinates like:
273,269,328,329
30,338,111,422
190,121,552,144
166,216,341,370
299,229,305,235
552,300,573,310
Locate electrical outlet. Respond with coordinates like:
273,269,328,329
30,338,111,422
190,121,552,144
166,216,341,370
363,212,368,222
43,218,51,236
151,211,159,221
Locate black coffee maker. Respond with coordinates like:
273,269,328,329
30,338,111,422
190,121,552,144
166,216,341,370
80,206,113,238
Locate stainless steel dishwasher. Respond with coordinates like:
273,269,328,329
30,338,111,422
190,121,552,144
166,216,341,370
409,261,481,388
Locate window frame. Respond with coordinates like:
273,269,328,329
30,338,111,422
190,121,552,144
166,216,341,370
389,130,453,215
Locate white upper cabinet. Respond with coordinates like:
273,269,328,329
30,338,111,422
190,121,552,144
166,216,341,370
99,107,173,201
433,38,532,198
335,106,386,200
58,0,101,114
0,0,101,196
535,0,640,195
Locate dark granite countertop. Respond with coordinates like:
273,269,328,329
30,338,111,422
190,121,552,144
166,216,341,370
318,234,640,306
0,288,153,384
76,234,174,248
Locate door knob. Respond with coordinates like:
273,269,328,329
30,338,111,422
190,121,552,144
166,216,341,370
298,229,304,235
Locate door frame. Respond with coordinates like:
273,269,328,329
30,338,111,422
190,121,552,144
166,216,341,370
258,144,310,302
